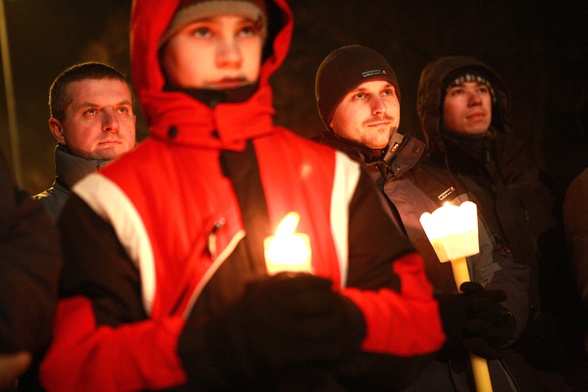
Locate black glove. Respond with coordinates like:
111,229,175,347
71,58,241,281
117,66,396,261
179,272,367,389
436,282,516,360
461,282,516,359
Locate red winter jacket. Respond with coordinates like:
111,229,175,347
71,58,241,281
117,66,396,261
40,0,444,390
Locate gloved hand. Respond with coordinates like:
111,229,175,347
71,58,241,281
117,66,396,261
461,282,516,359
179,272,367,388
436,282,516,360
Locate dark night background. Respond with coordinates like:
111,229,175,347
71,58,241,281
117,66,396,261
1,0,588,198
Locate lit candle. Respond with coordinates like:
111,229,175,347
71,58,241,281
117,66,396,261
420,201,493,392
264,212,312,275
419,201,479,263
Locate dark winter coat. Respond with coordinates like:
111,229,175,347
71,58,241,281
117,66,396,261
319,129,545,391
0,149,62,355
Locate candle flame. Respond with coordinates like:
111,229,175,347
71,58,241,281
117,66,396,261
275,212,300,237
264,212,312,274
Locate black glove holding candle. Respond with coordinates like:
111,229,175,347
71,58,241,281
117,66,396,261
178,272,367,390
436,282,516,360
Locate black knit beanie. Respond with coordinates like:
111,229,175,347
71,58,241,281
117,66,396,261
315,45,400,130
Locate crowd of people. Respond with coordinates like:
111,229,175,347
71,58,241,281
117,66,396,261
1,0,587,391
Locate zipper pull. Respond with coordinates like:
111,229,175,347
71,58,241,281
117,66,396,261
493,232,511,254
207,217,226,259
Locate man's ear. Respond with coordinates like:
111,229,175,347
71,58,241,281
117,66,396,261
48,118,66,144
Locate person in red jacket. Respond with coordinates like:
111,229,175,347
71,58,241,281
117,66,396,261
39,1,445,390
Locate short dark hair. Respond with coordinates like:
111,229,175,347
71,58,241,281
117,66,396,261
49,62,135,121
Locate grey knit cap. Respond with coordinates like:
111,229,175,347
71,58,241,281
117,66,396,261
159,0,267,47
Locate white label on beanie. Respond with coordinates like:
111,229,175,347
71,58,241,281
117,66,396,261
362,69,388,78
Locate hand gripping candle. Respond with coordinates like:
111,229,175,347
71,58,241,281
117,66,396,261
420,201,493,392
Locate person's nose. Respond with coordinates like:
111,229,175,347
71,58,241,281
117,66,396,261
216,36,242,68
468,90,483,106
371,95,387,115
102,108,120,133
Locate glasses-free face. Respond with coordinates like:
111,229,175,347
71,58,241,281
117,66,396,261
330,80,400,150
161,14,264,89
442,81,493,136
49,79,136,160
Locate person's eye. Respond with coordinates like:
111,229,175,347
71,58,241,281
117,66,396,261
191,27,211,38
382,89,394,96
117,107,129,114
84,108,97,116
478,86,489,94
354,93,366,100
238,25,255,37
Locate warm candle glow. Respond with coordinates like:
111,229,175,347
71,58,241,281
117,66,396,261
264,212,312,275
419,201,479,262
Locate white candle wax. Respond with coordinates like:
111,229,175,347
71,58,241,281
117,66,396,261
419,201,479,262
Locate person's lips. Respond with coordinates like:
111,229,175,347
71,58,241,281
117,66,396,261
366,116,394,128
466,111,486,121
368,121,391,128
98,139,122,146
212,77,247,89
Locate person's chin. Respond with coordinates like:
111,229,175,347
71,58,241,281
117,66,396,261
94,146,123,160
370,138,390,150
366,143,388,150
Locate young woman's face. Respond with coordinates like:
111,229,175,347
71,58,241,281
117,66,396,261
161,14,264,89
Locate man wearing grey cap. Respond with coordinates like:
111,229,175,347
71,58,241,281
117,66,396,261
315,46,552,391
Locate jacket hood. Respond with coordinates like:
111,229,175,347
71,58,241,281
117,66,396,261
417,56,512,162
130,0,293,150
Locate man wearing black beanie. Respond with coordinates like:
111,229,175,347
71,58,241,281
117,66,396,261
315,45,550,391
315,45,411,172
